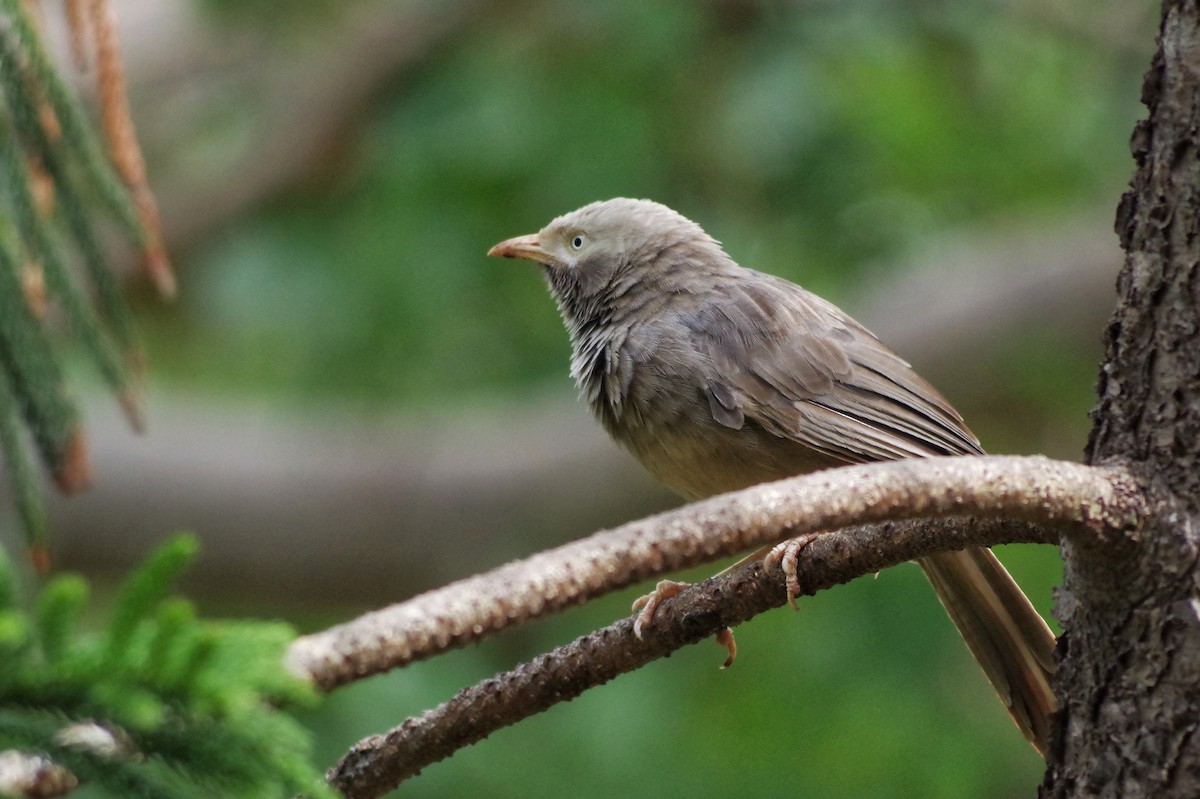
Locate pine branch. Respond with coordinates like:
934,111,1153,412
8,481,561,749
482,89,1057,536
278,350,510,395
0,197,89,495
0,537,335,799
0,35,143,431
0,0,171,553
0,367,47,554
0,0,144,251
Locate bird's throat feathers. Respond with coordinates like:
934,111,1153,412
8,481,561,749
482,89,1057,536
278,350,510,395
543,250,733,427
534,198,738,423
542,265,627,414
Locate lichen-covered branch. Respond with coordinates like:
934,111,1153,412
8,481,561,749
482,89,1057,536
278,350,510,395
287,455,1143,692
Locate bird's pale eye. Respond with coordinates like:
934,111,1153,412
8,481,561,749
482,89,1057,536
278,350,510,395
571,235,585,250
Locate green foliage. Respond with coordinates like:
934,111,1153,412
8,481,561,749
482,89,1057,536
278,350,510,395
0,0,154,551
0,535,333,799
0,364,47,546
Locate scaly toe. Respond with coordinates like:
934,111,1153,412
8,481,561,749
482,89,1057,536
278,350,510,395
765,533,820,609
631,579,690,639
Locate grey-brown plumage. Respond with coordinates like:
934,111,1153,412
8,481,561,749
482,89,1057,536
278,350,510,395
489,197,1056,752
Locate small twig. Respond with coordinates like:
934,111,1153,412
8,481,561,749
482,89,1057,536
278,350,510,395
327,515,1051,797
86,0,174,298
64,0,88,69
287,455,1143,691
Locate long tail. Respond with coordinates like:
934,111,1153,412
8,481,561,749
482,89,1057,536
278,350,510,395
918,547,1057,753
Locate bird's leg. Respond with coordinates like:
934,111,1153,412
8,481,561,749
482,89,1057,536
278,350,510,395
763,533,821,610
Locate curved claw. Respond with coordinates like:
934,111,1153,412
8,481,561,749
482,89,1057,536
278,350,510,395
715,628,737,668
764,533,821,609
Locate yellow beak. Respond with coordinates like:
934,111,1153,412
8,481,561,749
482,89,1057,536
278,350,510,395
487,233,553,265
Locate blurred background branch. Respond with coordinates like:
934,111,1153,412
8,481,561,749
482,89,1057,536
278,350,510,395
76,0,494,254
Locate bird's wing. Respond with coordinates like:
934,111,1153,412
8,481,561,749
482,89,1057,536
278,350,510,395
685,271,983,461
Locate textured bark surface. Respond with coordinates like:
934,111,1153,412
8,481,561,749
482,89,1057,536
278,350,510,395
288,455,1124,691
1046,1,1200,796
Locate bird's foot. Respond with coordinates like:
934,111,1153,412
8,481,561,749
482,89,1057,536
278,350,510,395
631,579,690,638
764,533,821,609
631,579,738,667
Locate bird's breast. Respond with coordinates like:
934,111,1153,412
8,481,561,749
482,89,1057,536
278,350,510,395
584,339,837,501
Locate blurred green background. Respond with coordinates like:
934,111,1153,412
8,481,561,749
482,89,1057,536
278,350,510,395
23,0,1162,796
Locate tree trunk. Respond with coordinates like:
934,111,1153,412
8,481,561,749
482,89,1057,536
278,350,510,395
1045,1,1200,795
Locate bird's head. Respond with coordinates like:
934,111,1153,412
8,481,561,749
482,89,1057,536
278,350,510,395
488,198,729,319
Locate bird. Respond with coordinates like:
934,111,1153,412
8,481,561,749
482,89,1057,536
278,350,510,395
487,197,1057,753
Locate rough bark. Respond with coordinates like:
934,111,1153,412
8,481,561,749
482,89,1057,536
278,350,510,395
1044,1,1200,796
287,456,1132,692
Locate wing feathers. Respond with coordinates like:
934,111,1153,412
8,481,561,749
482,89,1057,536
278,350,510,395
692,272,981,461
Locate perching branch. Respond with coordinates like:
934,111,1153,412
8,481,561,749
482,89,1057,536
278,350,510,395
326,514,1053,798
287,455,1144,692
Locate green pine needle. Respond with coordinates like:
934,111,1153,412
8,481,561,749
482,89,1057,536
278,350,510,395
34,573,87,663
105,535,199,656
0,198,82,485
52,156,143,354
0,367,47,548
0,56,136,405
0,0,144,241
0,542,13,609
0,0,162,549
0,535,335,799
